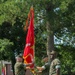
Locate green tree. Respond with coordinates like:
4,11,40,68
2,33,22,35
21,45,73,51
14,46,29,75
0,0,75,75
0,38,13,60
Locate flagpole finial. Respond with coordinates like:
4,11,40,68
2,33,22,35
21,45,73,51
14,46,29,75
31,6,33,11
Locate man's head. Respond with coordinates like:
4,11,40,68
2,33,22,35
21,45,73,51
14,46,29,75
50,50,57,59
16,55,23,62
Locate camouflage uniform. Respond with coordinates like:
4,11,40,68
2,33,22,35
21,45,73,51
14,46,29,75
49,58,61,75
14,62,26,75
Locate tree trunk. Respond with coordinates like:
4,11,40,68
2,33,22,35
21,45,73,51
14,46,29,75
45,21,54,75
46,21,54,56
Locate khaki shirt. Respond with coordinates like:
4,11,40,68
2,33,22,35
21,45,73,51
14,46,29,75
14,62,26,75
49,58,61,75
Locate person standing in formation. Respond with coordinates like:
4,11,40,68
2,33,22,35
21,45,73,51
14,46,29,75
14,55,34,75
37,50,61,75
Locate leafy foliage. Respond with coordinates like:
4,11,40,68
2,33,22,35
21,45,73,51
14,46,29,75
0,39,13,60
0,0,75,75
56,45,75,75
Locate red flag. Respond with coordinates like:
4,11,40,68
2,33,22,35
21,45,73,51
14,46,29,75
23,6,34,69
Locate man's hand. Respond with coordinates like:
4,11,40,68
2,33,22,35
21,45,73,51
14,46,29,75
26,59,35,66
26,63,33,66
36,66,44,72
26,67,30,69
